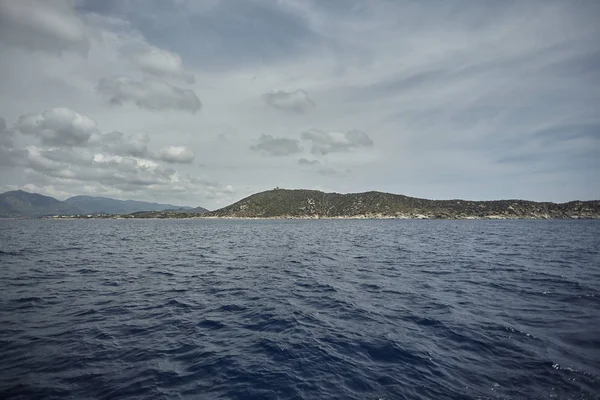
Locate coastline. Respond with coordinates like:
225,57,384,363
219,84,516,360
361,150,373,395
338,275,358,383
38,214,600,221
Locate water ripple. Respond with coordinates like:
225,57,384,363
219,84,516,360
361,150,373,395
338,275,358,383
1,219,599,399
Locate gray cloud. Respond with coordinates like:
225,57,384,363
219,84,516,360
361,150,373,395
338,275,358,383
264,90,315,113
82,0,322,70
38,147,94,165
298,158,320,165
0,117,28,166
301,129,374,155
251,134,302,156
0,0,89,55
15,108,98,146
0,117,13,147
94,131,150,158
25,147,69,173
97,76,201,113
0,147,28,167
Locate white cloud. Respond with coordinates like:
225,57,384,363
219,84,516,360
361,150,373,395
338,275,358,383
153,146,195,164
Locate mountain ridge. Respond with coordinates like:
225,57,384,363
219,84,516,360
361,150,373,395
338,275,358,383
0,190,205,218
63,195,197,215
0,190,83,218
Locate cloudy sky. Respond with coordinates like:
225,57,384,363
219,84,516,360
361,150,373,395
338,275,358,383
0,0,598,209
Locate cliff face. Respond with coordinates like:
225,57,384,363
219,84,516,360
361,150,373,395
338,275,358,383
205,189,600,219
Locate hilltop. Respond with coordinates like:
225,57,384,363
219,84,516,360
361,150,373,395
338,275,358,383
204,189,600,219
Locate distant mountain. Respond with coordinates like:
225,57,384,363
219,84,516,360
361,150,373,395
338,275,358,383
0,190,83,218
188,206,209,214
63,195,194,215
0,190,207,218
205,189,600,219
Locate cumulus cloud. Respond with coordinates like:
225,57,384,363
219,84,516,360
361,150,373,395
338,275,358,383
301,129,374,155
15,108,98,146
24,147,180,188
264,89,315,113
250,134,302,156
18,143,212,201
93,132,194,164
9,107,197,167
153,146,195,164
298,158,320,165
97,76,201,113
0,0,89,54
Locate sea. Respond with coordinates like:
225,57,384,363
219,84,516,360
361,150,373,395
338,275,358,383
0,219,599,399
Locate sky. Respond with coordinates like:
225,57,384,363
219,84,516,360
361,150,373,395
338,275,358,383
0,0,598,209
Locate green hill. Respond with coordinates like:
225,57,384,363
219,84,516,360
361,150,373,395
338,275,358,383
204,189,600,219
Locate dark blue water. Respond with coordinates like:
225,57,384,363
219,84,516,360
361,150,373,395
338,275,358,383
1,219,599,399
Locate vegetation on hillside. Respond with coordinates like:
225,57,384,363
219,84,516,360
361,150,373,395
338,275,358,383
205,189,600,219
